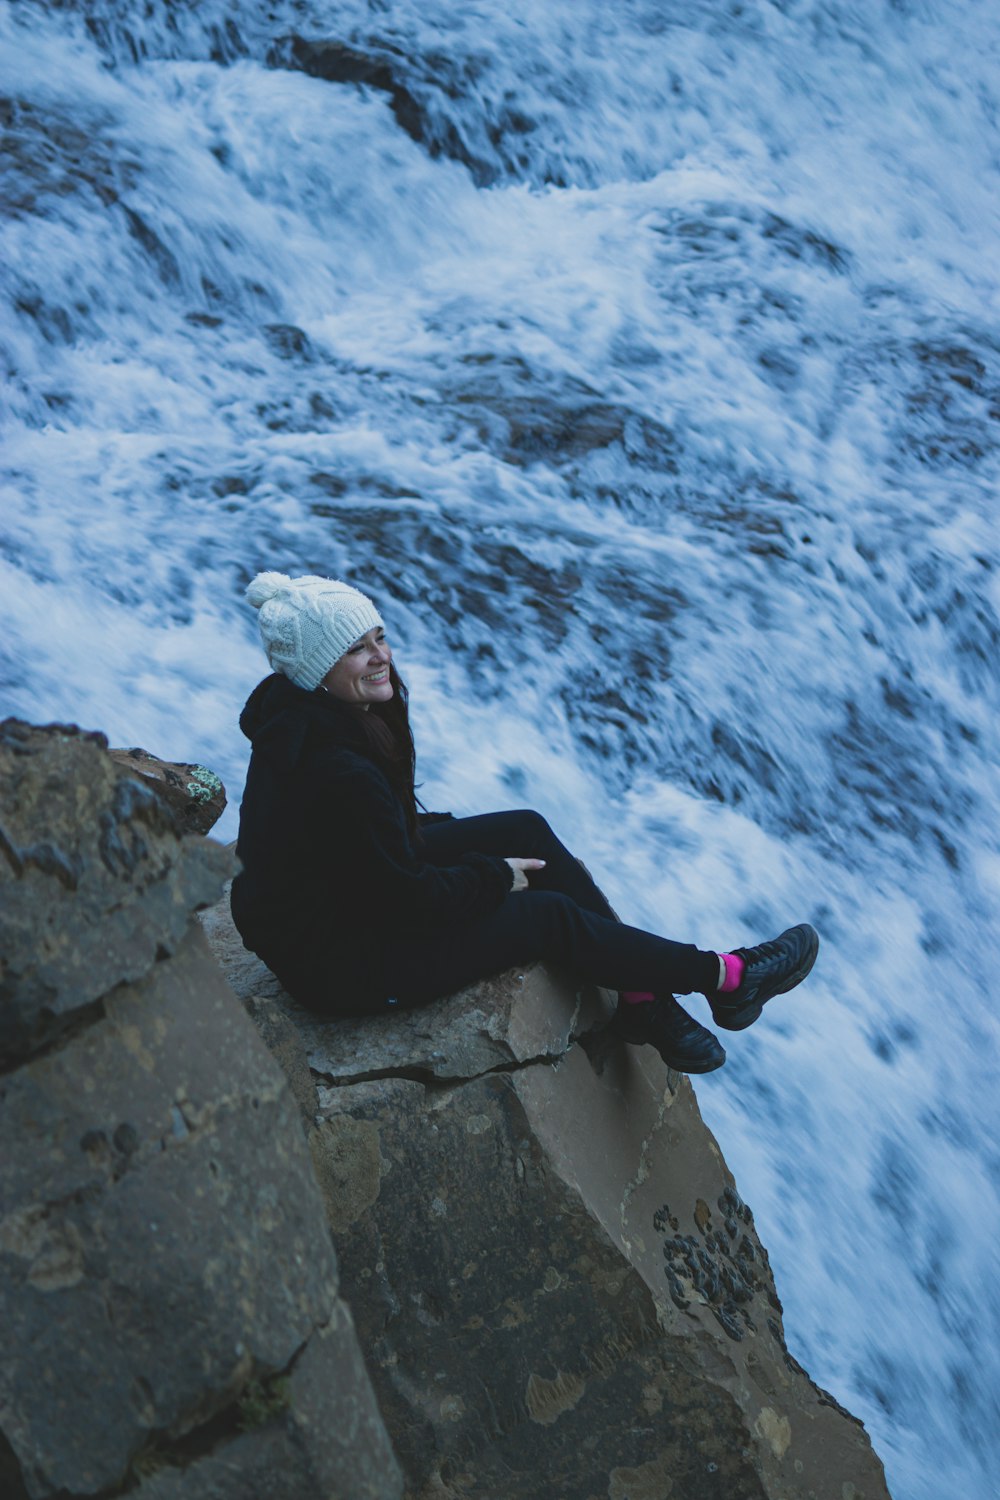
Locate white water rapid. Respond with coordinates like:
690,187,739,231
2,3,998,1495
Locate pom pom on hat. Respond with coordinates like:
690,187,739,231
247,571,384,691
246,572,293,609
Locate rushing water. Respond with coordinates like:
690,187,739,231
3,2,999,1494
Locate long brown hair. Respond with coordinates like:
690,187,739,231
351,661,421,839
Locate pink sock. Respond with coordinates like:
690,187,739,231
621,990,655,1005
718,953,745,992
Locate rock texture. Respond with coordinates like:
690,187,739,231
0,722,402,1500
107,746,227,835
0,720,231,1064
207,899,893,1500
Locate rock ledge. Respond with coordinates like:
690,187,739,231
205,895,892,1500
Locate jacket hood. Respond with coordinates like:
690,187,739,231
240,673,367,767
240,672,294,741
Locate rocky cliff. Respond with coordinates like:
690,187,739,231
1,719,892,1500
0,720,401,1500
205,876,893,1499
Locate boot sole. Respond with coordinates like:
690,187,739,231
614,1018,727,1073
616,1032,727,1073
657,1046,727,1074
710,924,819,1032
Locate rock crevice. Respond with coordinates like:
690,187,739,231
311,1044,576,1092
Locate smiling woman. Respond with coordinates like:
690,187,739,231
231,572,818,1073
323,626,394,706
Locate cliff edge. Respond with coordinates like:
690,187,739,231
0,719,891,1500
205,866,892,1499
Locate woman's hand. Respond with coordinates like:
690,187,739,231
505,857,546,892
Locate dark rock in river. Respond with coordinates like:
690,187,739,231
206,898,893,1500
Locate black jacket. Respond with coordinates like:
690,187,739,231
231,674,513,1006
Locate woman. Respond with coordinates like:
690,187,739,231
232,572,818,1074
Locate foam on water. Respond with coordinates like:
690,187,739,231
3,2,999,1494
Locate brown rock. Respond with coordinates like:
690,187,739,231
108,747,227,835
202,894,606,1083
205,898,892,1500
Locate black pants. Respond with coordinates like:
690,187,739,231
377,810,718,1008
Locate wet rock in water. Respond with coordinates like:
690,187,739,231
205,900,892,1500
108,746,228,834
0,722,402,1500
270,35,502,186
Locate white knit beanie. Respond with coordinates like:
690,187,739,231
246,572,385,691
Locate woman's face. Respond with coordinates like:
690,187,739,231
322,627,393,708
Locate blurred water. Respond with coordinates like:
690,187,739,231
2,2,999,1495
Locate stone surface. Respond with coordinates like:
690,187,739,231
202,894,610,1082
0,922,340,1496
204,900,892,1500
0,719,232,1064
132,1309,400,1500
0,722,403,1500
108,747,227,835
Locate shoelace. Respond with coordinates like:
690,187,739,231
738,937,784,967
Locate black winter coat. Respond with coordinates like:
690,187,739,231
231,674,513,1008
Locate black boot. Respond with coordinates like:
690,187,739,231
615,995,726,1074
709,923,819,1032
